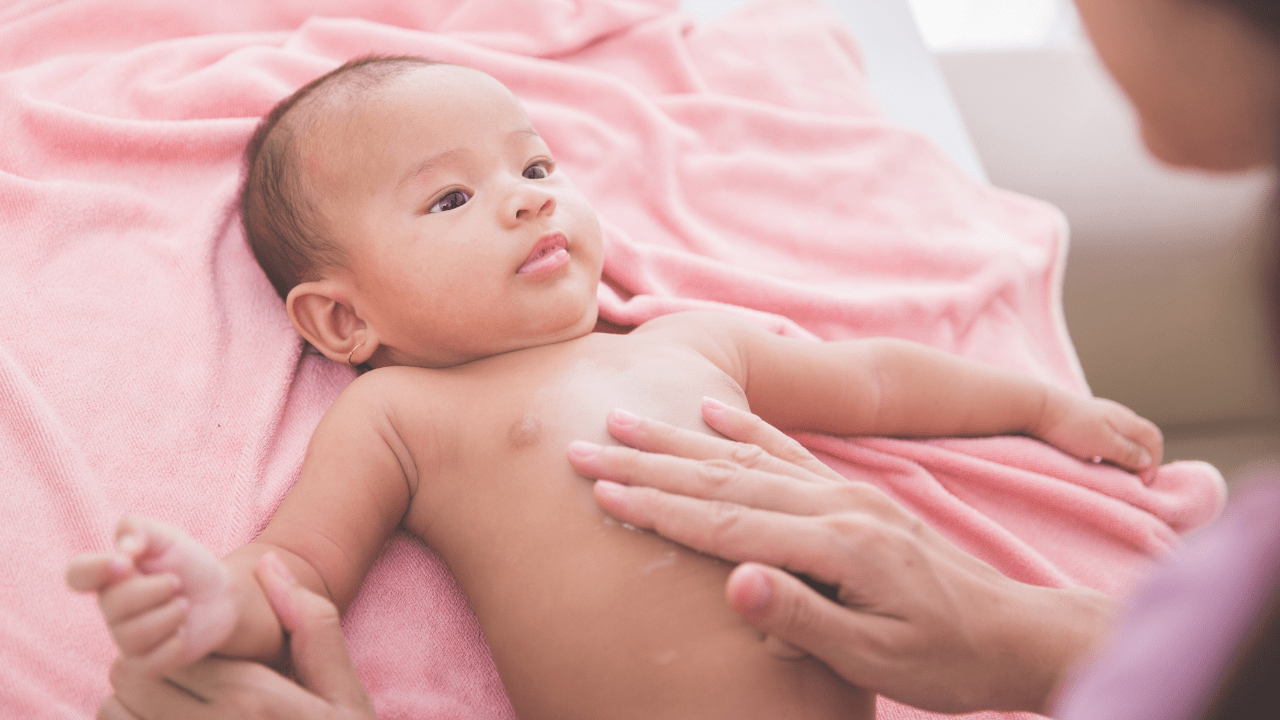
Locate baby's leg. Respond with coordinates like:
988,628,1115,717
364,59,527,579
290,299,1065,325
66,515,239,676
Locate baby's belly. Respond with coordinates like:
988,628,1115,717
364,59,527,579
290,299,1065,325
404,349,871,720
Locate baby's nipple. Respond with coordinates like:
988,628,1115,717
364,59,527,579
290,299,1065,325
507,412,543,449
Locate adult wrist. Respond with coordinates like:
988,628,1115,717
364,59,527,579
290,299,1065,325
1021,585,1117,715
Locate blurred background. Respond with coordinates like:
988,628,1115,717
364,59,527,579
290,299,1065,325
910,0,1280,483
684,0,1280,483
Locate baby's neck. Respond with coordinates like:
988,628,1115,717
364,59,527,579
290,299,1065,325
592,317,633,335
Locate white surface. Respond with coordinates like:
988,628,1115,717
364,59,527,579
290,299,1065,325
681,0,987,183
907,0,1079,51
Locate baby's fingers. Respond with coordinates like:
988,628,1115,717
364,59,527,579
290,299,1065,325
99,573,182,625
111,596,189,661
114,515,178,563
66,553,132,593
1104,413,1163,474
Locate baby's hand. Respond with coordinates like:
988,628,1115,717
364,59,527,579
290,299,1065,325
65,515,238,676
1035,395,1164,483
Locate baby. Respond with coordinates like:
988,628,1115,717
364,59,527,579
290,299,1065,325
67,56,1163,720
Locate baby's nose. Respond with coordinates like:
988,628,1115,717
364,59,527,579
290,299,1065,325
509,184,556,222
515,196,554,220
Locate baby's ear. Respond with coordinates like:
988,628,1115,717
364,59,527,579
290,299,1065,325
286,280,375,365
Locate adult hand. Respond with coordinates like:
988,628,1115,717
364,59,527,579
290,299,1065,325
97,552,376,720
567,398,1115,715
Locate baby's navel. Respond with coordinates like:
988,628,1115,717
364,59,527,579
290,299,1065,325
507,413,543,449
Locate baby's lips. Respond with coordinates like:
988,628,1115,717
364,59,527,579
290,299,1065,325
517,231,568,274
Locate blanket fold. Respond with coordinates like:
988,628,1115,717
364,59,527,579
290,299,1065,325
0,1,1224,719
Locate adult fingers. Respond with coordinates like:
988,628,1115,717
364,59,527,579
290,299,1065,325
108,658,214,720
572,442,835,518
97,695,141,720
592,480,862,588
121,655,337,720
162,657,331,718
256,553,373,713
601,403,827,484
725,563,899,686
67,554,133,592
585,449,985,583
698,400,846,483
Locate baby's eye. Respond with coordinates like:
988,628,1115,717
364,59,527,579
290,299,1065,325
429,190,470,213
523,164,549,180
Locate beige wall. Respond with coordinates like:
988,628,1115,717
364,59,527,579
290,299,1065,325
936,47,1280,479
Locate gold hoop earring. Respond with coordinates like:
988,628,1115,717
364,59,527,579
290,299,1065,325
347,342,365,367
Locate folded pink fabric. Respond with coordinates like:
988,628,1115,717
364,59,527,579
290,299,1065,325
0,1,1225,719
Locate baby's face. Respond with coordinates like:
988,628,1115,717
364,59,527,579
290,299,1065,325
309,65,604,368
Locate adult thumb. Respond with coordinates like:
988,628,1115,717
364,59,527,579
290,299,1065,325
254,552,371,709
726,563,868,673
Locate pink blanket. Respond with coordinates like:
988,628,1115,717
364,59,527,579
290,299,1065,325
0,0,1225,718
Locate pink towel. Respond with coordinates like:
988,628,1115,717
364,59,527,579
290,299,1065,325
0,1,1224,719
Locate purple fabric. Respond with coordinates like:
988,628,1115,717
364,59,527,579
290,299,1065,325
1054,472,1280,719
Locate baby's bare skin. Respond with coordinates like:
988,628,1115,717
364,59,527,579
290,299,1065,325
220,307,1151,720
68,60,1163,720
342,322,868,717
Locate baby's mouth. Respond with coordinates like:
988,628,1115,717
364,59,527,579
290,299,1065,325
517,232,569,274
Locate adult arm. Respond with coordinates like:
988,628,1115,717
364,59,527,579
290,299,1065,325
568,399,1117,714
98,553,376,720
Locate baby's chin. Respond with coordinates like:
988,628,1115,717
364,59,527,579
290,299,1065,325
520,306,601,347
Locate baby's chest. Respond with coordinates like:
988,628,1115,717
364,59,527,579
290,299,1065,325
397,339,747,547
436,340,747,479
516,344,745,450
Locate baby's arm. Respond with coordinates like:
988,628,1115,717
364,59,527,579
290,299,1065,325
673,313,1162,475
66,372,418,675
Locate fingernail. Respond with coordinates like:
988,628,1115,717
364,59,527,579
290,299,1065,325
702,396,727,412
116,533,140,555
264,552,297,586
609,409,639,427
734,565,771,613
109,556,131,576
568,440,601,460
594,479,627,501
1139,449,1153,468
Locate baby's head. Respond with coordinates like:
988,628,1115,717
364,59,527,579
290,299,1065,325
240,56,604,369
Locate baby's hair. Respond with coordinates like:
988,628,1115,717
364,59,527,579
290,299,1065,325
239,54,440,299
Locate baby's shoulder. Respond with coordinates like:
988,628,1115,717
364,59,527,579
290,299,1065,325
322,365,457,428
630,310,774,357
343,363,441,396
632,309,762,338
310,366,460,473
628,310,772,383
